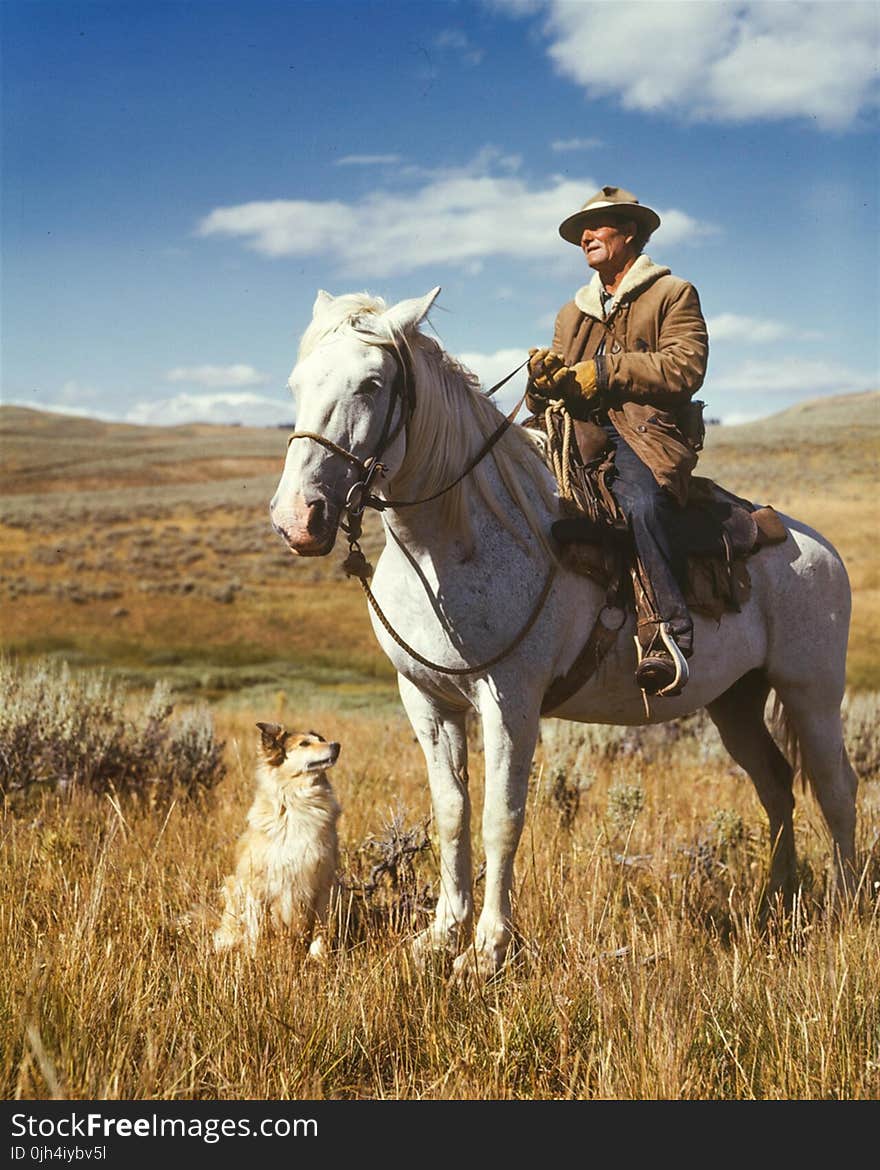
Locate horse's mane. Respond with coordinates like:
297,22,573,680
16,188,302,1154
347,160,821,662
299,292,558,554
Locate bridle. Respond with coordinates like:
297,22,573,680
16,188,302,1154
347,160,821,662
285,338,528,538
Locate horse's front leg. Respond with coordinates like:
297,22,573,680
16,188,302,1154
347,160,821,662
397,675,473,966
453,692,540,981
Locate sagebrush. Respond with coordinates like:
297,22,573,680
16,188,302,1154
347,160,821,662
0,656,226,805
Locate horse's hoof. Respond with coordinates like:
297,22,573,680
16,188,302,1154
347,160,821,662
411,928,456,975
451,947,504,988
451,951,481,988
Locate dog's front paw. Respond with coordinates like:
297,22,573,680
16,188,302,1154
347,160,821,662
213,925,244,953
307,935,328,962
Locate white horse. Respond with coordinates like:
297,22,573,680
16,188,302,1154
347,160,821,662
270,286,858,978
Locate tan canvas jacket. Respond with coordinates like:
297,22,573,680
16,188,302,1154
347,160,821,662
551,255,709,505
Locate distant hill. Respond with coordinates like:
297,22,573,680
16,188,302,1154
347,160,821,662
2,389,876,510
1,390,877,693
706,389,879,448
3,388,877,463
0,402,291,450
0,404,288,498
696,389,878,507
3,387,876,525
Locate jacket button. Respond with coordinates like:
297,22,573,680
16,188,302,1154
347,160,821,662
637,425,647,432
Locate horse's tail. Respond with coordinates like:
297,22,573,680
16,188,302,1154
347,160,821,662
770,691,809,794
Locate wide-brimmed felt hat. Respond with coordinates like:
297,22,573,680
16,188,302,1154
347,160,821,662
558,185,661,245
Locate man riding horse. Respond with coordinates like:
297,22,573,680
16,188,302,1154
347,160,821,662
527,186,709,697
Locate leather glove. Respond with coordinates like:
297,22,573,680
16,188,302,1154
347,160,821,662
531,358,600,410
561,360,599,403
527,346,553,377
526,347,568,403
526,347,551,413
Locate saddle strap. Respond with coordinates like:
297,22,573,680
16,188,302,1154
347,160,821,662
541,607,623,716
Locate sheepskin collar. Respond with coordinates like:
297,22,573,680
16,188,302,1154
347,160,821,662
574,255,671,320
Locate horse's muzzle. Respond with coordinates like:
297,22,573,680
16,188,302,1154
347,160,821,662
270,493,340,557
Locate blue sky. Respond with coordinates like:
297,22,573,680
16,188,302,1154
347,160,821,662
2,0,878,426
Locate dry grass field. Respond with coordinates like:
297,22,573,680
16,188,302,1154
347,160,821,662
1,393,879,1101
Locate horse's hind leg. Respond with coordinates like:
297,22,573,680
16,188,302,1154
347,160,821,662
770,682,858,903
706,669,798,907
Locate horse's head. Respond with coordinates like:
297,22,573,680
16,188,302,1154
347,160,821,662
270,287,440,556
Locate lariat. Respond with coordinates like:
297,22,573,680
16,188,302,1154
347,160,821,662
542,400,576,504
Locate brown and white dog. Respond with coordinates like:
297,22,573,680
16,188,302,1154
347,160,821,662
213,721,341,959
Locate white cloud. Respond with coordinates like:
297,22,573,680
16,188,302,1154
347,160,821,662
165,364,269,388
126,391,292,427
198,199,349,259
58,379,101,403
397,145,524,182
551,137,603,152
335,154,402,167
706,313,819,344
457,347,531,416
197,152,715,277
434,29,485,66
715,408,767,426
7,380,105,417
707,3,878,128
498,0,879,130
651,208,718,249
709,357,876,396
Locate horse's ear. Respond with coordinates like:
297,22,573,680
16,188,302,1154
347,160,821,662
383,287,441,334
313,290,335,317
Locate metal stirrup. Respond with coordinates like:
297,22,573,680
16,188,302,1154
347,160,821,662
656,622,689,696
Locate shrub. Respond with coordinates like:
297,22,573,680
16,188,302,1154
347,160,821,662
338,809,435,937
842,691,880,781
606,782,646,837
539,690,880,781
0,656,225,806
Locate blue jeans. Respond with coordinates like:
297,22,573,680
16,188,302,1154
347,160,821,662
603,424,693,656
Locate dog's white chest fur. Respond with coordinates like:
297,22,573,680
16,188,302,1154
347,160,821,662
249,783,340,896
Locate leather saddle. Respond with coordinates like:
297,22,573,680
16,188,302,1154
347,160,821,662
537,415,788,620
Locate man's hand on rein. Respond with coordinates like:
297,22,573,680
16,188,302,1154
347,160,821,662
526,343,566,414
527,348,568,398
528,352,600,409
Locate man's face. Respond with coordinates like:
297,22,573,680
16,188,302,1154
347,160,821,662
580,218,637,271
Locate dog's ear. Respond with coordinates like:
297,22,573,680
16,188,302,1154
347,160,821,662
256,722,286,764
